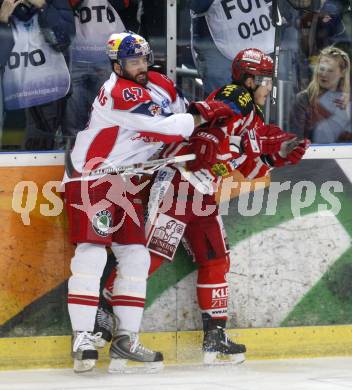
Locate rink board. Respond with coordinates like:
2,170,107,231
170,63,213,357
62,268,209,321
0,151,352,369
1,325,352,370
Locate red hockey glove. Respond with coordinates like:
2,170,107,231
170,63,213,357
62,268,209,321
187,127,225,171
257,124,296,155
188,100,234,126
241,125,297,158
240,128,262,158
267,138,310,167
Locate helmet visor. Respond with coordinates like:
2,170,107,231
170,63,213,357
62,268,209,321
254,76,272,89
119,51,154,67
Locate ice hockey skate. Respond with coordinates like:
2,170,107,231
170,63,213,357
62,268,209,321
93,306,117,348
203,326,246,365
71,331,102,373
108,331,164,374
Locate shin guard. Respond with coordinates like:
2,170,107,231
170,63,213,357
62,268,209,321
196,256,230,321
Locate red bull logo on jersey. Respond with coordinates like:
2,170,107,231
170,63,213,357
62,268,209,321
148,103,162,116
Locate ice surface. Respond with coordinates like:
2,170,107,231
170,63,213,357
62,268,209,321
0,357,352,390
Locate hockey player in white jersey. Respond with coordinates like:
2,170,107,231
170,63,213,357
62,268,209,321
63,31,233,373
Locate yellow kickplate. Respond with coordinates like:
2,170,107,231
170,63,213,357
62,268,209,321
1,325,352,370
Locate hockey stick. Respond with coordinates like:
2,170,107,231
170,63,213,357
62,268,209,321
269,0,283,125
65,149,196,179
281,138,352,159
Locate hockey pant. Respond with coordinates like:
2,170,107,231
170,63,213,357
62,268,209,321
102,169,231,321
65,176,149,333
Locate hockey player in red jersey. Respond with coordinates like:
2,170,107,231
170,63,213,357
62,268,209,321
144,48,310,364
63,31,233,373
97,48,309,365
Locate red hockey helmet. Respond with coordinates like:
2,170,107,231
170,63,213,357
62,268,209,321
232,48,273,82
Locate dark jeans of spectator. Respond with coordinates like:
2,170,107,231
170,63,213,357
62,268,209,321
62,61,112,138
192,38,232,96
0,75,3,148
23,97,67,151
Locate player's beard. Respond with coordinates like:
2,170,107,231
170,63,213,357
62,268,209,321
122,70,148,86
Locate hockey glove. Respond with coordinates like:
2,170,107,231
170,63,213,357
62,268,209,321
240,128,262,158
187,127,225,171
188,100,234,127
241,125,296,158
257,124,296,155
266,138,310,167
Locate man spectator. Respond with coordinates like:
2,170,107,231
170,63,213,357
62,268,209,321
1,0,75,150
62,0,131,140
189,0,275,95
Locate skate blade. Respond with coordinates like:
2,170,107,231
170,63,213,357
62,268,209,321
73,359,96,373
108,358,164,374
203,352,245,366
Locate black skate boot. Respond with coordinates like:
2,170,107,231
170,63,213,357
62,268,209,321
109,331,164,373
202,316,246,365
71,331,102,373
93,306,116,348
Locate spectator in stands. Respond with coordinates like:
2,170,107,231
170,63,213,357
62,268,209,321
62,0,130,140
297,0,351,89
134,0,166,71
189,0,275,95
317,0,350,46
290,46,351,143
118,0,140,32
0,0,18,147
0,0,75,150
0,79,2,148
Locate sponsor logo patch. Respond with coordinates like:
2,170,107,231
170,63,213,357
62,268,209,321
147,213,186,261
92,210,113,237
211,163,229,177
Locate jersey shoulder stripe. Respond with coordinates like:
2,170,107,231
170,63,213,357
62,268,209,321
147,71,177,102
212,83,254,117
111,77,151,111
131,101,172,117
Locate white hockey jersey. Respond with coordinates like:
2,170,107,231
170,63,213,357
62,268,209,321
193,0,275,60
63,71,195,183
71,0,125,64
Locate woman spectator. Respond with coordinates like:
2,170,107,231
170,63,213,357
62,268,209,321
290,46,351,143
